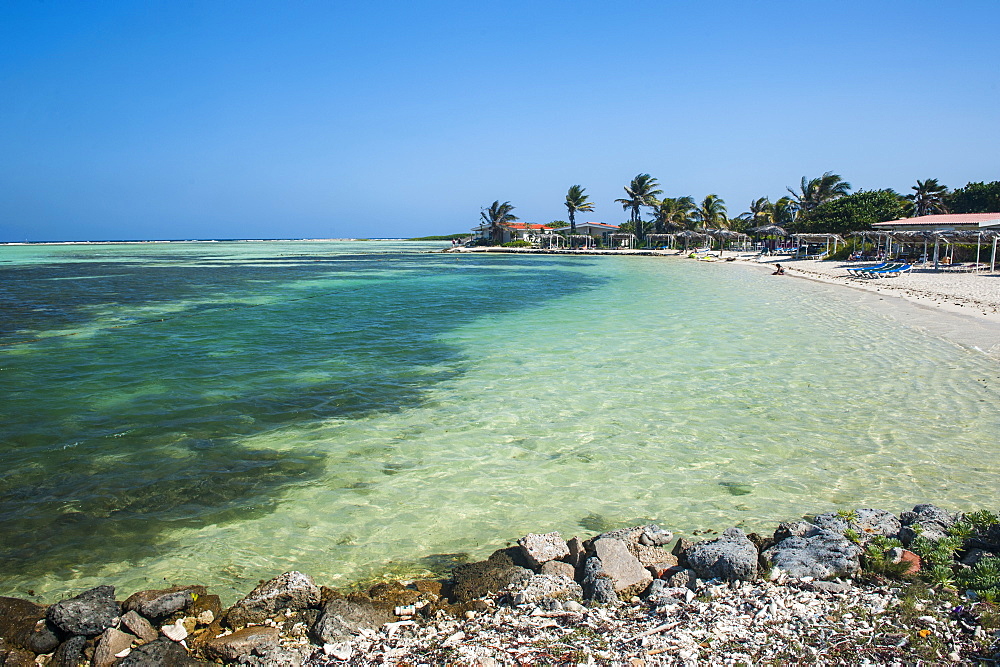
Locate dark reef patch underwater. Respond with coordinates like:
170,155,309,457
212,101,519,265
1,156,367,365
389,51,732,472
0,245,604,581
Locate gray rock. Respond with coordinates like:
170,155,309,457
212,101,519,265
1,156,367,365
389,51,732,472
47,586,120,637
26,621,63,654
806,580,854,594
626,542,677,568
203,626,280,662
966,524,1000,553
663,567,698,590
0,596,60,654
593,524,673,547
226,571,320,628
311,598,394,644
93,627,135,667
234,644,313,667
451,553,534,603
684,528,758,582
565,537,586,569
764,529,862,579
671,537,694,565
539,560,576,579
644,579,668,597
115,637,205,666
644,580,689,605
123,587,203,621
50,635,87,667
812,508,901,544
517,532,570,570
507,574,583,605
899,504,960,545
773,521,815,542
580,557,619,604
120,611,158,644
591,538,653,596
961,548,988,566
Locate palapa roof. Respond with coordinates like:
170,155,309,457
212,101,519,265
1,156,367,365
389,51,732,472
873,213,1000,230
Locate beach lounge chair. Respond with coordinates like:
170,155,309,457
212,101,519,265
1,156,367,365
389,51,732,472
866,264,912,278
846,262,892,276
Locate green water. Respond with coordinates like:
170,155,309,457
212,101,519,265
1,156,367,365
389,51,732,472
1,241,998,602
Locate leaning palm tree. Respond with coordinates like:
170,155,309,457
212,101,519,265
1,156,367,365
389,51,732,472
614,174,663,241
787,172,851,212
693,194,728,230
907,178,949,216
564,185,595,234
480,200,518,245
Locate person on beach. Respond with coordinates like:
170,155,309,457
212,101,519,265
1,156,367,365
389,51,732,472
772,264,785,275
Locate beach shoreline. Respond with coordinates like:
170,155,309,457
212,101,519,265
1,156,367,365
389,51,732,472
454,245,1000,356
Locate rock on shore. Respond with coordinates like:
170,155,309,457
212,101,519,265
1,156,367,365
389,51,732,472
1,504,998,664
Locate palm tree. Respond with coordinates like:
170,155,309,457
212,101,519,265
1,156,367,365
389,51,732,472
564,185,595,234
480,200,518,245
787,172,851,212
653,196,697,233
693,194,728,230
907,178,949,216
748,197,772,226
747,196,797,227
772,196,797,227
615,174,662,240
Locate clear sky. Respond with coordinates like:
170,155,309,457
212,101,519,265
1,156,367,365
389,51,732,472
1,0,998,242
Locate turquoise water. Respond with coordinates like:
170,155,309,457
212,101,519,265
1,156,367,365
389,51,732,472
1,241,998,602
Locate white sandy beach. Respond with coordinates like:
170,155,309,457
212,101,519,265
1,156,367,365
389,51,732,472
738,255,1000,357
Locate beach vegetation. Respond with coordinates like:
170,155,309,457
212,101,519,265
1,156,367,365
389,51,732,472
545,220,567,227
945,180,1000,214
480,200,519,245
652,196,697,233
501,240,532,248
958,556,1000,602
835,509,859,522
787,171,852,213
615,174,662,240
693,194,728,229
862,535,912,578
793,189,911,234
565,185,595,235
906,178,950,216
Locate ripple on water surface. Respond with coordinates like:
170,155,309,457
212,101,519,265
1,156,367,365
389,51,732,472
0,242,998,602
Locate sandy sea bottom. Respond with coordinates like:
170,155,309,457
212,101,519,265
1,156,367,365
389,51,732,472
1,241,998,603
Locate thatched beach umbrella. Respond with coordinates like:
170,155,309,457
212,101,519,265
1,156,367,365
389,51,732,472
675,229,706,253
748,225,788,236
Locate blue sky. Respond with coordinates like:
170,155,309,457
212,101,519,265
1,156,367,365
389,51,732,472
1,0,998,241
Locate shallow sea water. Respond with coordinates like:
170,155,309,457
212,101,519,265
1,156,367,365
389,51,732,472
1,241,998,603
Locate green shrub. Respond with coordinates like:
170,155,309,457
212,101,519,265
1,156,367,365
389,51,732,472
957,556,1000,602
862,535,911,578
501,240,532,248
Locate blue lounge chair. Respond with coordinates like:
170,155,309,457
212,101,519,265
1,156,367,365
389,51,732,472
870,264,912,277
846,262,892,276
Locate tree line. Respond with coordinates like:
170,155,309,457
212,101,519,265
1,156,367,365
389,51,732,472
480,175,1000,243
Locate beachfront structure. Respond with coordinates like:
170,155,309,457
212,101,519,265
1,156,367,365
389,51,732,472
871,213,1000,269
548,222,620,245
470,222,553,244
872,212,1000,233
